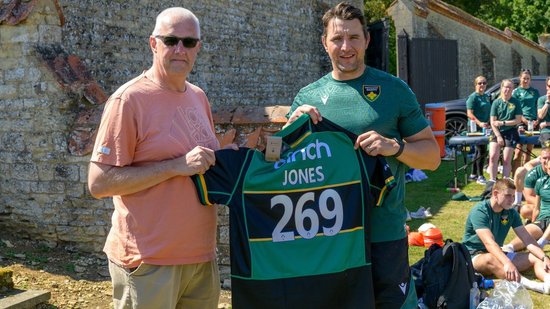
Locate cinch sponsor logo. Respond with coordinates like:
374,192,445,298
274,139,332,169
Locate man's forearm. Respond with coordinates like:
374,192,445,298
398,138,441,171
88,160,180,198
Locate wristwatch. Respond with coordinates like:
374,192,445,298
393,138,404,157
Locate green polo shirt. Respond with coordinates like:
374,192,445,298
289,67,428,243
538,95,550,134
512,87,540,120
462,199,522,254
525,164,546,189
490,97,522,132
534,175,550,221
466,92,491,123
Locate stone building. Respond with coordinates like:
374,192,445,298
0,0,362,280
388,0,550,104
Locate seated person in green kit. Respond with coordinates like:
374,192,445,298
506,151,550,251
512,146,550,220
462,179,550,294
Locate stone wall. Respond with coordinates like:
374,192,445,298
58,0,360,106
0,0,361,281
389,0,549,99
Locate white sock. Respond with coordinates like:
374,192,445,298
514,192,522,204
537,237,548,247
520,276,544,293
502,243,515,253
544,275,550,294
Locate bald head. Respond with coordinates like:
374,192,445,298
152,7,200,38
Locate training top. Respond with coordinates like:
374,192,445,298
525,164,545,189
289,66,427,243
512,86,540,121
466,92,491,123
537,95,550,134
534,175,550,221
192,114,395,308
490,97,522,132
462,200,522,254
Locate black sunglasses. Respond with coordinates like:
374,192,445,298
155,35,200,48
477,81,487,85
520,68,531,74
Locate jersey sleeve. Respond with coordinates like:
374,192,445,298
490,99,499,117
511,88,520,100
192,147,253,206
358,152,395,206
469,202,491,230
466,93,475,110
395,81,429,138
514,98,523,116
510,209,523,229
524,167,539,189
91,96,137,167
538,95,548,108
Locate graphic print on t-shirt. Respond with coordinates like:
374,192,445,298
170,106,218,150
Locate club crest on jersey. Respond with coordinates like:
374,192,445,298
500,214,508,225
363,85,381,102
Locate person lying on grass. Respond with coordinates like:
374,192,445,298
462,178,550,294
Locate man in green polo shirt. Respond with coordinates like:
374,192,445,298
285,2,441,307
462,179,550,294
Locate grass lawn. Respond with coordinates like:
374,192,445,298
406,150,550,308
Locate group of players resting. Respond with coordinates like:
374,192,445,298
461,146,550,294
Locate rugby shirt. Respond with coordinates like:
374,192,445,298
192,114,395,308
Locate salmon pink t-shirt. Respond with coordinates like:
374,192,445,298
91,73,220,268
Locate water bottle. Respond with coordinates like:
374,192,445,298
469,282,480,309
528,120,534,133
469,119,477,133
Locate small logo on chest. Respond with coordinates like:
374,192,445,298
362,85,381,102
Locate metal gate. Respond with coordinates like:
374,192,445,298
407,38,458,105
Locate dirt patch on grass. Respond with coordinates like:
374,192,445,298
0,233,231,308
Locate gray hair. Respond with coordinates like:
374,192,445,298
152,7,200,38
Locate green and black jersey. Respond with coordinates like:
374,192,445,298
192,115,395,308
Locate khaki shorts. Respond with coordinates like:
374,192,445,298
109,260,220,309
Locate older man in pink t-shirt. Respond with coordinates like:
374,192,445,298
88,7,224,309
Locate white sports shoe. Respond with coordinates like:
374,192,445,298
410,207,433,219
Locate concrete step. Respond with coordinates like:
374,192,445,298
0,290,51,309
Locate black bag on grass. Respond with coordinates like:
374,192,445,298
411,239,476,308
